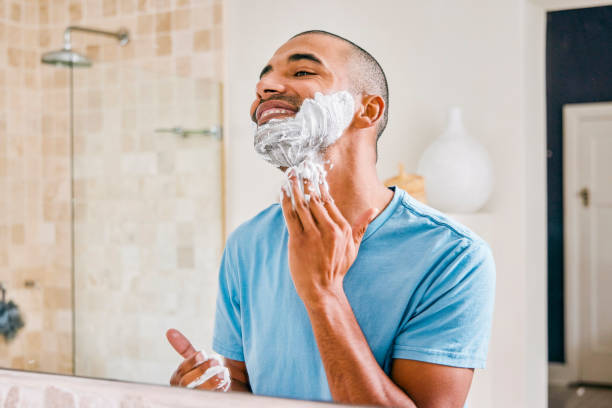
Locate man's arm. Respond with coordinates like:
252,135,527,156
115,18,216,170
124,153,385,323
391,359,473,408
224,358,251,392
306,290,473,407
280,177,475,407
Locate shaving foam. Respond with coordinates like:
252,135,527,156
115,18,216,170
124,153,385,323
254,91,355,206
186,354,231,391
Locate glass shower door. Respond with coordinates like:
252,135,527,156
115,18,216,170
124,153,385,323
71,63,224,384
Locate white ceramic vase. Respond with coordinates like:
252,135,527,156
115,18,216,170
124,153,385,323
417,107,493,213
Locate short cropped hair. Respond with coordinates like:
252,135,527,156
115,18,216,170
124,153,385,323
291,30,389,142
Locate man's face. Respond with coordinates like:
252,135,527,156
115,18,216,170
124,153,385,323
250,34,353,126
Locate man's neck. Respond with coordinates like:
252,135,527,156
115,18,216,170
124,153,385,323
324,152,394,228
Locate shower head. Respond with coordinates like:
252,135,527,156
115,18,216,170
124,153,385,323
41,26,129,68
41,47,92,68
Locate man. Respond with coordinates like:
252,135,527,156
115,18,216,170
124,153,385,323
167,30,495,407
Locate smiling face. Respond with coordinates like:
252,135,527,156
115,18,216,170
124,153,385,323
250,34,354,126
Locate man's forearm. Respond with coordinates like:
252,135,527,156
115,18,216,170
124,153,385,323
223,359,252,393
305,289,416,407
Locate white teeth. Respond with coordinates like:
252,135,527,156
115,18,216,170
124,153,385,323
260,108,294,120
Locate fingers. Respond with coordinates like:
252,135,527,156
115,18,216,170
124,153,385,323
178,358,221,388
308,193,335,231
281,173,321,234
280,184,302,233
166,328,231,392
186,366,230,391
319,185,350,230
166,328,197,359
281,170,358,238
290,176,317,232
170,350,207,386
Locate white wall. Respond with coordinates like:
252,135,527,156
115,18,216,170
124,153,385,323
523,2,549,405
223,1,547,407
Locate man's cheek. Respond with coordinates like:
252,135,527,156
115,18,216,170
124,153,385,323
250,99,261,118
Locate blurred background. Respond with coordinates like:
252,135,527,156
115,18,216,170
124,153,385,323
1,1,611,407
0,0,224,383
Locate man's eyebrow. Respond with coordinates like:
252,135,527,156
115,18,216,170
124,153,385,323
287,53,323,65
259,65,272,79
258,53,323,79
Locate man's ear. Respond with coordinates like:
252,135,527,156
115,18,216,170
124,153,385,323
353,95,385,129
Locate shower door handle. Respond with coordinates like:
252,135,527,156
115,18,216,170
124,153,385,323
154,126,222,140
578,187,589,207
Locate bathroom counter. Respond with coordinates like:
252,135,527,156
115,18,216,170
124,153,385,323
0,368,354,407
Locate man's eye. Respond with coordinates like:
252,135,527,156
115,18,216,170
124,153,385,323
294,71,315,77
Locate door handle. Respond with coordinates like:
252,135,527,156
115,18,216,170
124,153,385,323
578,187,590,207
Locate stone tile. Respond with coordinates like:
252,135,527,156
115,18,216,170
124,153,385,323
69,1,82,22
120,0,137,14
44,386,76,408
156,34,171,55
39,1,50,24
11,224,25,245
193,29,210,52
43,286,72,310
172,9,190,30
9,2,21,22
137,0,151,13
4,386,20,408
177,246,194,268
103,0,117,17
212,2,222,25
155,11,171,32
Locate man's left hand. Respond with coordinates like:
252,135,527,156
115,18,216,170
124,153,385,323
280,174,379,306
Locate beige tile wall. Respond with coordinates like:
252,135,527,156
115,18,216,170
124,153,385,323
0,0,224,383
0,0,74,376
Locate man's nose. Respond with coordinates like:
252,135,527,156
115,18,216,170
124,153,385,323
255,75,286,99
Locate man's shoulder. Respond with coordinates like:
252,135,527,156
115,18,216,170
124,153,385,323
226,203,284,249
391,188,486,247
392,190,495,291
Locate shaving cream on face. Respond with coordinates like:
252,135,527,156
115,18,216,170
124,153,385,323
254,91,355,205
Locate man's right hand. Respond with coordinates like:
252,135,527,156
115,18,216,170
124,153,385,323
166,328,228,390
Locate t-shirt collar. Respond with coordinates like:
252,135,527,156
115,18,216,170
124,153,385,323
361,186,403,243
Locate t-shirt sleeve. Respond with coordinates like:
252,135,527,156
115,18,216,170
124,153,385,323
212,244,245,361
392,240,495,368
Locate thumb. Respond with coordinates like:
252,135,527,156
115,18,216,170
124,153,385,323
352,207,380,245
166,328,197,359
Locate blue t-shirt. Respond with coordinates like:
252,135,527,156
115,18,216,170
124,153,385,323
213,187,495,402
